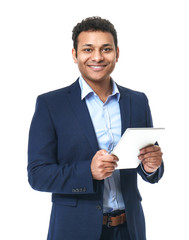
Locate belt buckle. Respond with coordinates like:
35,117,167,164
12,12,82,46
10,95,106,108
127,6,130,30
106,215,112,228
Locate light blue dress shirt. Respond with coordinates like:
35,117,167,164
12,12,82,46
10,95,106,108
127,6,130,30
79,76,125,213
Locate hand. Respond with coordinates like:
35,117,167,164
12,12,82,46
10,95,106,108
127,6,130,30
91,150,119,180
138,145,163,173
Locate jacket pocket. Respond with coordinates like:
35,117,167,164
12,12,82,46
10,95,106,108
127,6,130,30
52,196,78,207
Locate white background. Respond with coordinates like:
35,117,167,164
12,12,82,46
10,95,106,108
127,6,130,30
0,0,189,239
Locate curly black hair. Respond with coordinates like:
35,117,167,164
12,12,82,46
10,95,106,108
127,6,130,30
72,16,118,52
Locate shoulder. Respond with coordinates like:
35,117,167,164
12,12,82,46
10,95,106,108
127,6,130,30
117,84,148,100
37,79,80,103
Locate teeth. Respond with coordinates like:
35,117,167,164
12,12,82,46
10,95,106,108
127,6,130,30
90,66,105,68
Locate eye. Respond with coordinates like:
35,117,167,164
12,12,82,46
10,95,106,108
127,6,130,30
83,48,92,53
102,48,112,52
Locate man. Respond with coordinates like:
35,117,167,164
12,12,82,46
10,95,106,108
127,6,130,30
28,17,164,240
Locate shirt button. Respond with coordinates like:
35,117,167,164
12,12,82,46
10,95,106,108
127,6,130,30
96,205,102,211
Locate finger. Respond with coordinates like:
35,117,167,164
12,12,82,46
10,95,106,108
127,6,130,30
104,172,114,179
104,167,116,173
99,167,116,179
97,150,119,161
142,158,162,169
143,165,157,173
97,149,108,156
138,151,163,160
110,154,119,161
142,162,159,172
103,159,118,167
142,158,162,165
96,160,117,170
101,154,119,163
104,163,118,169
104,166,117,175
140,145,160,154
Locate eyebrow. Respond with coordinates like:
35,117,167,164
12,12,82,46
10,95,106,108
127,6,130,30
82,43,114,48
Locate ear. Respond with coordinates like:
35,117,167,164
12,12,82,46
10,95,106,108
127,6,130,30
72,48,78,63
116,46,120,62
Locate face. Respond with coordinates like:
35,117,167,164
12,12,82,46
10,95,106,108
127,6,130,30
72,31,119,85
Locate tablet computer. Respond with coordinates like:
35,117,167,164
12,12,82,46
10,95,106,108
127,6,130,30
112,128,165,169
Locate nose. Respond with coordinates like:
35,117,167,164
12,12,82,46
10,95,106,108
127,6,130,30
91,50,104,62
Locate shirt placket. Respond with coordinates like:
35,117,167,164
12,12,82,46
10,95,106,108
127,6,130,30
103,103,119,210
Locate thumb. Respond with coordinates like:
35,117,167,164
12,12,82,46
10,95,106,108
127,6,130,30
99,149,109,156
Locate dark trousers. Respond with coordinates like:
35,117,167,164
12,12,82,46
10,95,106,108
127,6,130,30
100,222,131,240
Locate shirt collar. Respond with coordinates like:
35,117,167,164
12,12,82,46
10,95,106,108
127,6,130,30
79,76,120,101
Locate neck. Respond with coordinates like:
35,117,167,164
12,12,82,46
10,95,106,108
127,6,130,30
83,77,113,103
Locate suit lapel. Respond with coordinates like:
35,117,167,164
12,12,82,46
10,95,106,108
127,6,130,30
118,85,131,135
67,80,99,154
117,85,133,203
66,81,131,153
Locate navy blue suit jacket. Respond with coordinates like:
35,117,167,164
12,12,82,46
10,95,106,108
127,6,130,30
28,79,164,240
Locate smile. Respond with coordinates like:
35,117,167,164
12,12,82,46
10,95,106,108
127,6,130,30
88,65,107,71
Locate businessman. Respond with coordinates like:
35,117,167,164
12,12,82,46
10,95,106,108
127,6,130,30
28,17,164,240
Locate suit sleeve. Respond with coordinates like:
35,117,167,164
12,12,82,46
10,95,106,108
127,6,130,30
137,93,164,183
27,96,96,194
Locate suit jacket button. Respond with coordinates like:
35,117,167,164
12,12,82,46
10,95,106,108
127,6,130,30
96,205,102,210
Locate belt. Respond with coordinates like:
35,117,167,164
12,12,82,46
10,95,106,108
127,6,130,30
103,212,126,228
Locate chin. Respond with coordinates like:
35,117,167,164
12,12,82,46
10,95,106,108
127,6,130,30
88,76,110,83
